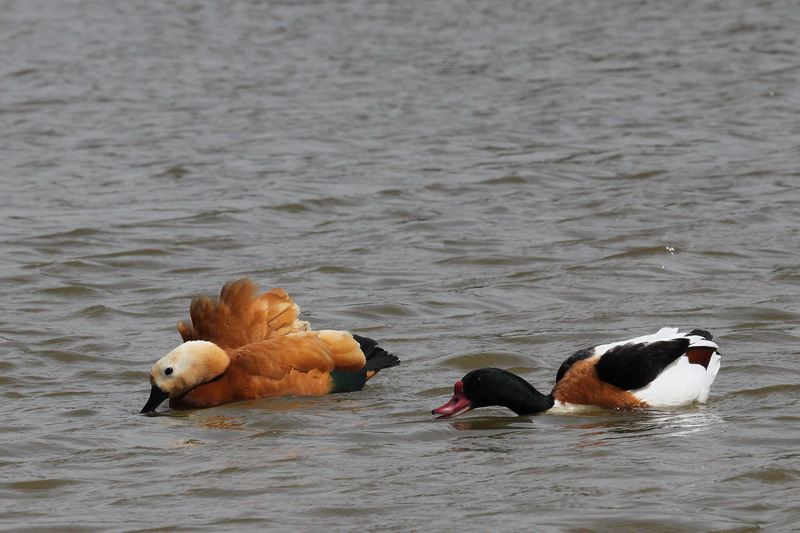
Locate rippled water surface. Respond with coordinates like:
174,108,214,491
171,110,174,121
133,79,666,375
2,1,800,531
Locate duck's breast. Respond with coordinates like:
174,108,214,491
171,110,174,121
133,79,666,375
551,359,649,409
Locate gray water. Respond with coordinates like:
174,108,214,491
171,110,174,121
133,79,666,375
2,0,800,531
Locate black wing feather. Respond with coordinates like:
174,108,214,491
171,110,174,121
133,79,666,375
594,338,690,391
556,348,594,382
687,329,713,341
352,334,400,372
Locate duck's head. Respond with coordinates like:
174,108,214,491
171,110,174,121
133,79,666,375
432,368,553,419
431,368,505,419
140,341,230,413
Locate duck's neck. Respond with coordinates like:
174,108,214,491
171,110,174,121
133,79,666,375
504,386,555,415
473,369,555,415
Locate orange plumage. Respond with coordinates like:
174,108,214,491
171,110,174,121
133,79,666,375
176,279,310,351
548,359,648,409
141,279,399,413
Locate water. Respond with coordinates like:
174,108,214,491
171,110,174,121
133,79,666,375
2,0,799,531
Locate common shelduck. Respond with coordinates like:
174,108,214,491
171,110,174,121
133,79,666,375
141,279,399,413
432,328,720,418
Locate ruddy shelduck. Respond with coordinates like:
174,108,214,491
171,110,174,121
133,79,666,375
141,279,399,413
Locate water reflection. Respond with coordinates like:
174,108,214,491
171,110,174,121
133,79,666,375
439,407,724,447
445,416,538,432
152,412,257,446
140,394,354,421
190,414,251,432
564,409,725,447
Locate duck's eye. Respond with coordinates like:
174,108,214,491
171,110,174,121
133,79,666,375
165,367,173,376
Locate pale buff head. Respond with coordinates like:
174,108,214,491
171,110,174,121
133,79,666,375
141,341,230,413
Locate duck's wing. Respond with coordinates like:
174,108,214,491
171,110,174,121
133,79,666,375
228,331,368,397
176,278,310,351
593,329,720,391
594,338,691,391
556,328,685,383
234,330,367,377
